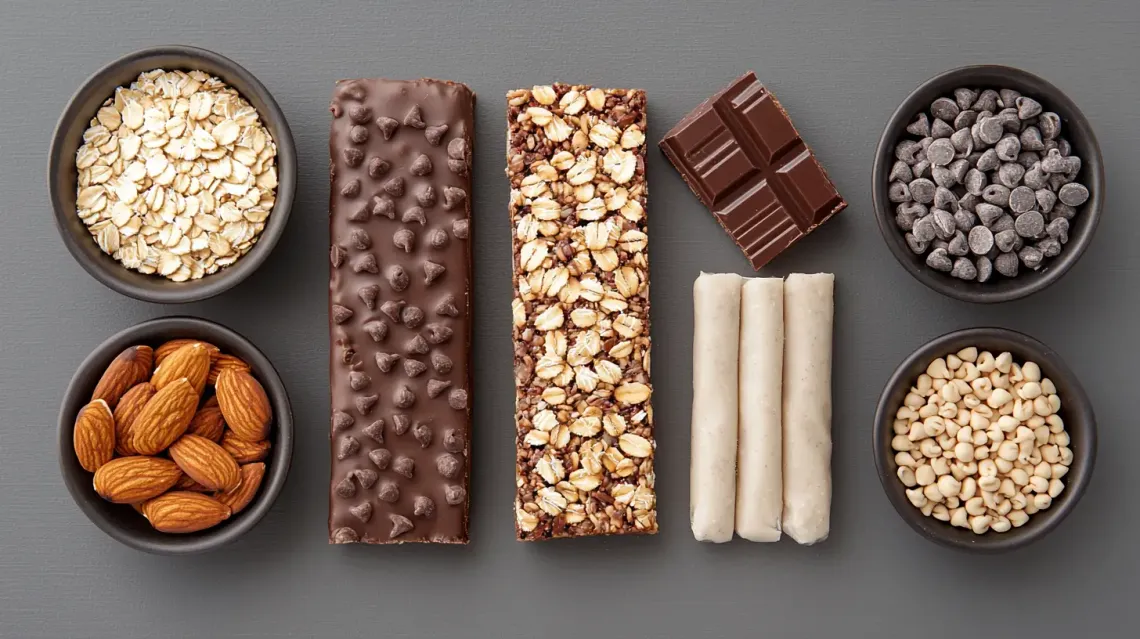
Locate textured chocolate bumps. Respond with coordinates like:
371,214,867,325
507,84,657,540
329,79,473,544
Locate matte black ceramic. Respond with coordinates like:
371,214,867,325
872,65,1104,303
873,327,1096,552
48,46,296,303
58,317,293,554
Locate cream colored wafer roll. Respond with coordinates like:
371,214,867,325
735,277,784,542
690,272,742,543
781,273,834,545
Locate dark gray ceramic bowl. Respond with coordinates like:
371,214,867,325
872,65,1104,303
48,45,296,303
873,327,1095,552
58,316,293,554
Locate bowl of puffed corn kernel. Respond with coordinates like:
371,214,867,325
874,327,1096,552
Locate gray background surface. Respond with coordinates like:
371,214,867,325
1,0,1136,637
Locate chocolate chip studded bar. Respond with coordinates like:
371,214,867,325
507,84,656,540
329,79,473,544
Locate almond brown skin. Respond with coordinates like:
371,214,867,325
214,462,265,516
186,401,226,442
168,434,241,492
129,378,199,455
151,342,211,396
113,382,156,455
220,430,271,463
215,369,272,442
90,345,153,408
142,491,231,533
155,339,220,366
207,354,251,385
74,399,115,472
174,474,212,492
93,456,182,503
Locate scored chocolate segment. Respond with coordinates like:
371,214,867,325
329,78,473,544
660,71,846,270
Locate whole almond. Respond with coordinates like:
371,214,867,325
207,353,252,385
152,343,211,395
130,378,199,455
220,430,272,463
169,434,241,492
186,400,226,442
142,491,231,533
93,456,182,503
214,462,266,516
113,382,156,455
215,369,272,442
91,345,154,408
73,399,115,472
155,339,220,366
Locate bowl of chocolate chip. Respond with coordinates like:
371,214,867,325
872,65,1103,303
48,45,296,303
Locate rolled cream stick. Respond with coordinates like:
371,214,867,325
691,272,742,542
781,273,834,545
735,278,784,542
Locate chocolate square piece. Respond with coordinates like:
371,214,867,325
660,71,846,269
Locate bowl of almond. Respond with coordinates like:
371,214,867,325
58,316,293,554
48,45,296,303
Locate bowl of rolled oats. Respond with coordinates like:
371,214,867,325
49,46,296,303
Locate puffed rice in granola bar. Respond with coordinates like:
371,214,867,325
507,84,656,540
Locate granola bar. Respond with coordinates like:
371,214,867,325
507,84,656,540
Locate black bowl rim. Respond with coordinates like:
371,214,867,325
57,316,293,555
872,326,1097,552
47,45,297,304
872,64,1105,304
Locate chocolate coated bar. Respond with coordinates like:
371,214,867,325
329,78,473,544
660,72,846,269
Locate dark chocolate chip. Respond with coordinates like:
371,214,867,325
406,334,429,355
912,216,937,243
452,219,469,240
954,209,976,233
331,245,346,268
431,351,453,374
950,127,973,156
444,485,466,506
913,160,931,179
355,394,378,415
402,306,425,328
1050,203,1076,221
335,476,356,498
418,186,437,208
403,105,426,129
350,228,372,250
363,420,385,444
925,247,952,272
1040,149,1067,173
991,214,1016,234
368,157,391,179
1058,183,1089,206
1015,96,1042,120
1017,151,1040,170
976,256,993,283
982,185,1011,207
436,453,462,479
331,527,359,543
343,147,364,167
424,261,446,285
363,320,388,343
931,209,956,240
895,206,917,232
1015,211,1045,238
1024,164,1049,190
448,157,468,176
435,294,460,317
1046,217,1069,243
968,226,994,255
388,265,409,292
348,204,371,223
930,97,960,122
393,228,415,252
358,284,380,310
393,456,415,479
889,160,914,183
424,323,453,344
332,304,354,324
447,137,468,159
975,203,1003,227
997,163,1025,188
428,228,449,249
955,88,978,110
404,359,427,377
427,379,451,398
341,179,361,198
412,422,432,448
947,231,968,257
1019,246,1044,270
378,480,399,502
375,352,399,373
906,113,930,137
392,414,410,435
909,178,936,204
389,514,414,539
353,253,379,274
934,187,958,212
443,429,465,454
371,195,395,218
950,257,977,280
394,384,416,408
348,104,372,124
369,447,392,469
927,139,954,166
410,154,433,176
381,300,405,322
1036,188,1057,213
994,229,1020,253
978,117,1004,145
414,496,436,518
954,110,978,132
1009,186,1036,213
402,206,426,225
354,468,378,489
383,177,405,197
888,181,911,203
349,125,369,144
337,436,360,460
424,124,449,146
995,134,1021,162
1036,237,1062,258
974,89,999,113
442,186,466,210
1020,126,1045,152
1038,112,1061,140
448,388,468,411
349,371,370,391
349,502,372,523
332,410,355,432
375,116,399,139
931,119,954,139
